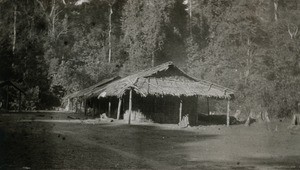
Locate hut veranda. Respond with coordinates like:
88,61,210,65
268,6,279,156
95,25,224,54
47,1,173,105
64,62,234,126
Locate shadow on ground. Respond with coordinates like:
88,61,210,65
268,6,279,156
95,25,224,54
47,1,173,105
0,121,57,169
1,112,300,169
197,114,245,126
243,155,300,169
70,123,220,169
0,113,220,169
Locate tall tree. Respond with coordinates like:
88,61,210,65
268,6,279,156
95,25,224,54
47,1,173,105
121,0,175,74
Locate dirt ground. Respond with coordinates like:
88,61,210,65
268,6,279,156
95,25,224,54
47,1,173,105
0,112,300,169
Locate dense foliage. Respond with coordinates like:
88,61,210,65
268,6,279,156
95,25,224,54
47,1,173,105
0,0,299,116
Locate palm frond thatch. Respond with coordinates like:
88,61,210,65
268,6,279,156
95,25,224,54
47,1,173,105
63,76,120,100
65,62,234,100
90,62,234,99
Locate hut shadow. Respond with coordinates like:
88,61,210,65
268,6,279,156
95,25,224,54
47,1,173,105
101,123,219,167
196,114,245,126
241,155,300,169
118,123,299,169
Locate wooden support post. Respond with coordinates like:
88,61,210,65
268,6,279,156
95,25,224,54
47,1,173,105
99,99,101,115
66,98,70,111
71,99,74,111
6,86,9,110
117,97,122,120
92,99,95,117
80,99,83,112
75,100,78,113
108,99,111,118
128,89,132,125
154,97,156,113
227,99,230,127
207,97,210,115
84,99,87,115
18,91,21,112
196,96,200,117
179,99,183,123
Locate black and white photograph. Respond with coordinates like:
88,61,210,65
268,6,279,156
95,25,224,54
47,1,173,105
0,0,300,169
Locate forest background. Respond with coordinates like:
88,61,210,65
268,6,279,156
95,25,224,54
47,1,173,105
0,0,299,117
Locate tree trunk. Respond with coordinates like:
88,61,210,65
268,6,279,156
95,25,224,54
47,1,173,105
108,4,113,63
274,0,278,22
50,0,56,39
13,5,17,54
151,52,155,67
245,37,252,85
189,0,192,36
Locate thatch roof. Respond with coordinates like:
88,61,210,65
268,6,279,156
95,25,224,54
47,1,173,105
64,77,120,100
134,78,233,98
85,62,234,99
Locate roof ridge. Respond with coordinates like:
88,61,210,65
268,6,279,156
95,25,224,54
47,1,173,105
119,61,174,79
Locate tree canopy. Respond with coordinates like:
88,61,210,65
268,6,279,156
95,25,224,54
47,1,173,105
0,0,299,116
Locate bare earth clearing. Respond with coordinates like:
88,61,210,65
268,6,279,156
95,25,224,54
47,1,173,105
0,112,300,169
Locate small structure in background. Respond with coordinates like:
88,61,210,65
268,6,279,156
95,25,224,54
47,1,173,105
64,62,234,126
289,102,300,128
290,114,299,126
0,80,25,112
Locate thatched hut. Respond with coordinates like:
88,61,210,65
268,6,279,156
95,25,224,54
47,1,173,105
0,80,25,111
66,62,234,126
